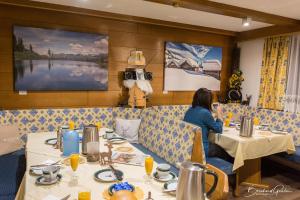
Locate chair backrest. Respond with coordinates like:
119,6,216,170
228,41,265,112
191,129,229,200
205,164,229,200
191,129,205,164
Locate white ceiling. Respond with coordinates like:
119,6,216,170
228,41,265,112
212,0,300,20
32,0,271,32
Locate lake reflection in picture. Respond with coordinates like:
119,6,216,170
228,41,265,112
13,26,108,91
14,60,108,91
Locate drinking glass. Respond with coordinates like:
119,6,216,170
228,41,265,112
69,121,75,130
227,112,233,120
95,122,102,130
224,118,231,127
144,155,154,182
78,191,91,200
70,153,79,179
253,117,260,126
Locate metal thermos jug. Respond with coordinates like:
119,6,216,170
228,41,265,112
176,161,218,200
240,116,254,137
82,124,99,155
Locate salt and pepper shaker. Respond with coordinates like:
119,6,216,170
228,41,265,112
145,191,153,200
56,127,62,151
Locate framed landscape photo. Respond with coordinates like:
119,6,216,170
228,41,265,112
13,25,109,91
164,41,223,91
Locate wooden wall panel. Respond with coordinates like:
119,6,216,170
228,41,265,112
0,3,234,109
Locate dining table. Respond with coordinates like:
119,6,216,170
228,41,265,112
211,125,296,196
17,129,177,200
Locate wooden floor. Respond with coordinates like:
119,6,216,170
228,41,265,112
228,159,300,200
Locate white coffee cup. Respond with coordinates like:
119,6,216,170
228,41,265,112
157,164,171,178
42,166,60,182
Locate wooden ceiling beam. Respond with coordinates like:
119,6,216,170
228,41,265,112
237,25,300,41
0,0,236,36
145,0,300,26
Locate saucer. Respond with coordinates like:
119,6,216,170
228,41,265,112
153,171,176,182
94,169,124,183
35,174,62,185
115,146,134,153
45,138,57,145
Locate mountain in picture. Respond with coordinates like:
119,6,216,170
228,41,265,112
164,42,222,91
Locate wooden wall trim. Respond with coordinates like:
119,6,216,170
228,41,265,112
237,25,300,41
145,0,300,26
0,3,234,109
0,0,236,37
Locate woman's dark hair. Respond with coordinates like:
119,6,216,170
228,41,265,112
192,88,212,110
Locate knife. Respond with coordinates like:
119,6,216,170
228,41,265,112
109,165,123,181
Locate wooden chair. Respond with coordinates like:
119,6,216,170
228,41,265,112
205,164,229,200
191,129,229,200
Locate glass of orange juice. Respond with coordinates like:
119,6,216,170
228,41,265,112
145,155,154,182
95,122,102,130
69,121,75,130
224,118,231,127
227,112,233,120
70,154,79,179
78,191,91,200
253,117,260,126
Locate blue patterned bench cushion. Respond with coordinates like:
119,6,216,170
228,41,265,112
0,149,26,199
112,107,142,129
220,103,246,122
246,108,300,145
139,107,204,167
152,105,190,120
0,110,12,125
4,107,143,134
131,143,179,175
9,108,114,133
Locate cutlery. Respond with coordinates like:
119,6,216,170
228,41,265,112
109,164,123,181
30,160,61,168
163,188,176,192
145,191,154,200
60,194,71,200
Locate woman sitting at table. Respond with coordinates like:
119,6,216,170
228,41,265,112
183,88,223,158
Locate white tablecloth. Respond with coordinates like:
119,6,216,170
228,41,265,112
213,127,296,171
22,130,176,200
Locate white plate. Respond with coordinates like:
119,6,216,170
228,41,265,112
108,138,127,144
94,169,123,182
153,171,177,182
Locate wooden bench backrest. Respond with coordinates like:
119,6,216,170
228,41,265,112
191,129,229,200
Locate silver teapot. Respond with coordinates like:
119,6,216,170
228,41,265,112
176,161,218,200
82,124,99,155
240,116,254,137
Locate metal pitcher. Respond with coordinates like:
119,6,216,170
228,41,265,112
240,116,254,137
176,161,218,200
82,124,99,155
